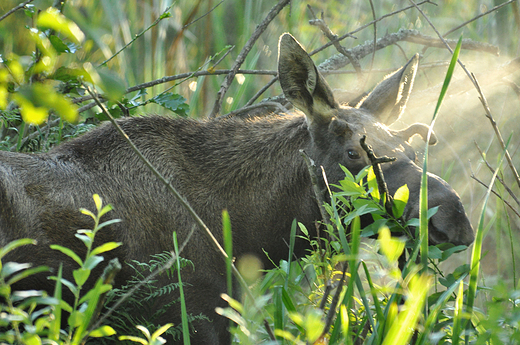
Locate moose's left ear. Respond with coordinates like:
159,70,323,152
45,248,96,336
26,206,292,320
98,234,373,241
358,54,419,125
278,33,338,125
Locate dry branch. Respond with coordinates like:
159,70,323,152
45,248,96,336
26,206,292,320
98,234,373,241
208,0,291,117
318,29,498,73
0,0,35,22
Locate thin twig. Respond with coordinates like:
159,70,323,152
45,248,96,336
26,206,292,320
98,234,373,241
99,5,174,67
71,69,278,105
443,0,517,37
299,150,332,226
319,264,348,340
208,0,291,117
408,0,520,190
307,5,362,80
474,141,520,207
90,226,196,333
472,74,520,190
368,0,377,73
244,76,279,107
360,136,396,216
220,102,289,119
84,84,275,340
245,1,435,106
0,0,35,22
307,0,436,56
470,175,520,219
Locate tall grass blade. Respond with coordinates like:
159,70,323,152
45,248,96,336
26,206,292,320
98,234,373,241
223,210,233,297
415,274,467,345
173,232,191,345
420,35,463,275
451,280,465,345
382,274,432,345
465,134,512,342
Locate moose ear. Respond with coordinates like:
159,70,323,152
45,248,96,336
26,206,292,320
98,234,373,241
358,54,419,125
278,33,338,125
395,123,437,145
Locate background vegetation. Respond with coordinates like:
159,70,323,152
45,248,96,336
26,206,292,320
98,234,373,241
0,0,519,343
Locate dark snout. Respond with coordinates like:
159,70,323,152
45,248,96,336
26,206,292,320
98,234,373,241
387,161,475,246
421,173,474,246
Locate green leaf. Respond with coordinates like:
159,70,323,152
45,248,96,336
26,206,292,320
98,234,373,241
78,283,112,304
14,84,78,124
37,7,85,44
68,310,85,329
91,242,122,256
337,178,365,196
83,255,104,270
89,325,116,337
93,194,102,211
118,335,148,344
73,268,90,286
150,93,189,116
367,166,379,201
49,35,71,53
0,238,36,259
97,218,122,230
428,245,443,259
75,233,92,248
7,265,50,286
1,262,31,278
50,245,83,266
392,184,409,218
98,203,113,218
151,323,173,339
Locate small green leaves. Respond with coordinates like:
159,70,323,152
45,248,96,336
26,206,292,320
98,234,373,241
36,8,85,45
14,84,78,125
150,93,190,117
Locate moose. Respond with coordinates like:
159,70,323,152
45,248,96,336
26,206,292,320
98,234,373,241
0,33,473,344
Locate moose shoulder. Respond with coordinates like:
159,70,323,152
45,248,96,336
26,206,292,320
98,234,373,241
0,33,474,344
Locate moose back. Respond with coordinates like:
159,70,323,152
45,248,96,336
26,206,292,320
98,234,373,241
0,33,474,344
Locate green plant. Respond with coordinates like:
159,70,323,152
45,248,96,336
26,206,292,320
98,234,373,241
0,194,122,344
101,251,207,343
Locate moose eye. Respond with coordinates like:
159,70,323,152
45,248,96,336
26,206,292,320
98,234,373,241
347,149,361,160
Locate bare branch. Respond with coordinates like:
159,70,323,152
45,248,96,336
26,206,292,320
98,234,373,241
443,0,517,37
360,136,396,217
208,0,291,117
474,141,520,208
470,175,520,219
408,0,520,190
318,29,498,72
299,150,332,227
0,0,35,22
307,5,362,80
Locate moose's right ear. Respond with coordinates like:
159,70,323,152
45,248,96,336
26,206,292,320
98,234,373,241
357,54,419,126
278,33,338,125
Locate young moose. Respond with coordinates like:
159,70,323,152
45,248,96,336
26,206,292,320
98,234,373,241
0,34,473,343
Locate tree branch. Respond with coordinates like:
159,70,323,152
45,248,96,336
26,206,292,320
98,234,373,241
208,0,291,117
